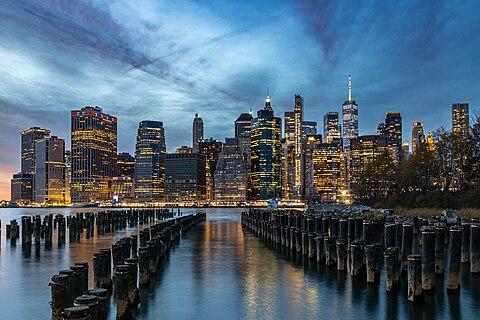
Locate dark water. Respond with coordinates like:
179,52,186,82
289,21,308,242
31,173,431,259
1,208,479,319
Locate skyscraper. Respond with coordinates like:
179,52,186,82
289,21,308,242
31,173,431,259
21,127,51,174
342,75,358,148
192,113,204,153
411,122,425,153
34,136,65,204
293,95,304,199
71,106,117,203
117,152,135,177
10,173,33,204
323,112,341,144
385,112,402,163
214,138,247,201
165,153,207,201
234,110,253,198
376,123,386,137
199,138,223,200
251,94,282,200
134,121,166,202
284,111,295,199
302,121,317,136
452,103,469,136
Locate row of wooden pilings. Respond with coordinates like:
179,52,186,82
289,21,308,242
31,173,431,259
241,209,480,303
49,212,206,320
2,208,176,247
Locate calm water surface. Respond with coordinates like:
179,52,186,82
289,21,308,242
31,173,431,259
1,208,479,319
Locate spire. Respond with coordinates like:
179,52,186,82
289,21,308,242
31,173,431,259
249,106,253,115
348,75,352,102
265,87,272,111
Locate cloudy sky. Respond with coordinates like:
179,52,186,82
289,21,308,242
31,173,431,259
0,0,479,199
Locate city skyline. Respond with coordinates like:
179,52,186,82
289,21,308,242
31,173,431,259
1,0,480,199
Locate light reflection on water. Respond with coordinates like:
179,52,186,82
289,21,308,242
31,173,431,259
1,207,479,319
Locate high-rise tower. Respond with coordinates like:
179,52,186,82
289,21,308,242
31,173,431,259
385,112,402,162
323,112,341,144
411,122,425,153
342,75,358,148
251,94,282,199
192,113,204,153
71,106,117,203
34,136,65,204
293,95,304,199
21,127,51,174
452,103,469,137
134,121,166,202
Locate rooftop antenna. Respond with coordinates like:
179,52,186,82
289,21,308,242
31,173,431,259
348,75,352,102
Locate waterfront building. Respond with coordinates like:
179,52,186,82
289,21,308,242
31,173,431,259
214,138,247,201
34,136,65,204
284,111,295,199
312,142,342,203
349,135,388,198
10,173,33,204
302,121,317,136
234,110,253,198
112,177,134,202
411,122,425,154
342,75,358,148
192,113,204,153
176,146,193,154
118,152,135,177
71,106,117,203
21,127,51,175
323,112,341,144
64,151,71,204
134,121,166,202
199,138,223,200
251,94,282,200
452,103,469,136
293,95,304,199
385,112,402,163
304,134,321,200
165,153,207,202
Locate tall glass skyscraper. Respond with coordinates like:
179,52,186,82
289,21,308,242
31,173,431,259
71,106,117,203
134,121,166,202
251,95,282,200
21,127,51,174
192,113,204,153
214,138,247,201
411,122,425,153
34,136,65,204
293,95,304,199
342,75,358,148
323,112,341,144
452,103,469,136
385,112,402,162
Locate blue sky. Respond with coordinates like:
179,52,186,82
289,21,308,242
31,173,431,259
0,0,479,199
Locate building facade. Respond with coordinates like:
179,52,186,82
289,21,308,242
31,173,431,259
192,113,204,153
10,173,33,204
21,127,51,175
199,138,223,200
342,75,358,148
71,106,117,203
251,95,282,200
385,112,402,163
293,95,304,199
411,122,425,154
452,103,469,136
165,153,207,201
118,152,135,178
235,111,253,199
214,138,247,201
134,121,166,202
302,121,317,136
34,136,65,204
323,112,341,144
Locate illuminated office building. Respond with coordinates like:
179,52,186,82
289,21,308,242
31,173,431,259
304,134,321,200
293,95,304,199
284,111,295,199
312,142,342,203
214,138,247,201
118,152,135,177
64,151,71,204
349,135,388,198
165,153,207,202
192,113,204,153
34,136,65,204
71,106,117,203
402,142,410,160
452,103,469,136
385,112,402,163
134,121,166,202
426,130,435,151
342,75,358,148
176,146,193,154
324,112,341,144
235,110,253,198
411,122,425,153
10,173,33,204
302,121,317,136
377,123,386,137
199,138,223,200
251,94,282,200
21,127,51,174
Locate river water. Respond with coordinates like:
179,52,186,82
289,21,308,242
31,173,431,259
0,207,478,319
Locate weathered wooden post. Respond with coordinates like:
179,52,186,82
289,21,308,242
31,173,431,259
384,223,396,249
138,246,150,285
50,274,70,320
74,262,89,292
324,236,336,266
114,264,132,319
421,226,436,291
70,265,86,297
435,223,446,274
350,242,363,276
61,306,90,319
471,223,480,273
339,218,348,241
365,244,378,283
336,239,347,271
87,288,109,320
74,295,98,320
401,223,413,273
461,222,471,263
59,269,75,306
384,247,399,292
407,254,423,303
316,234,325,262
124,258,140,307
447,226,463,290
